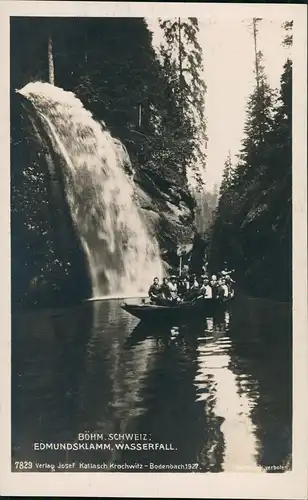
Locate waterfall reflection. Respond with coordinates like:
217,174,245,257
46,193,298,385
194,311,263,472
80,301,156,432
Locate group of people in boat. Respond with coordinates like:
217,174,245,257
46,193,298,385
148,267,235,306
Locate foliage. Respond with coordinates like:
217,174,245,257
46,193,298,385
209,25,292,300
219,152,233,196
282,21,293,48
156,18,207,188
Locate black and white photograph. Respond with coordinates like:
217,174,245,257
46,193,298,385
1,2,307,498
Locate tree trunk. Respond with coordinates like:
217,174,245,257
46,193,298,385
252,18,264,146
252,19,260,91
178,17,183,108
48,35,55,85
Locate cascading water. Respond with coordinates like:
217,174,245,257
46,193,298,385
17,82,163,297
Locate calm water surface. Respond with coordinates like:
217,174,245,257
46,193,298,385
12,296,292,473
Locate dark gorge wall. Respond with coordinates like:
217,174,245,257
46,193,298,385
209,188,292,301
134,166,195,272
11,93,92,308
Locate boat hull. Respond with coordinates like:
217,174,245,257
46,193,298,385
121,298,231,322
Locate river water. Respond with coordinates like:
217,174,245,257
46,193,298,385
12,296,292,473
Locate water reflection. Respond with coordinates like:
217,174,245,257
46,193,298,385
12,303,93,461
193,311,262,472
229,298,292,471
12,297,291,472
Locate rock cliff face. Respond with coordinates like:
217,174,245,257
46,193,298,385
134,165,195,269
11,93,92,308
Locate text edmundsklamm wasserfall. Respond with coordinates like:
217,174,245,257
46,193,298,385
33,442,176,451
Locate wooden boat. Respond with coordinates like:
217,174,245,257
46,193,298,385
121,296,232,322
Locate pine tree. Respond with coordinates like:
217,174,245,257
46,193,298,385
158,18,207,187
209,19,292,299
233,19,276,193
219,151,233,196
282,21,293,48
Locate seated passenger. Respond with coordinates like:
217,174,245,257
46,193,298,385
149,277,170,306
148,277,161,303
160,277,170,297
210,274,219,299
225,273,235,285
186,275,200,300
218,278,229,299
199,278,213,299
190,274,199,289
183,276,190,290
177,277,190,301
168,276,181,304
224,274,235,297
210,274,218,286
177,278,186,297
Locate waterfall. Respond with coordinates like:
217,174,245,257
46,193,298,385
17,82,163,297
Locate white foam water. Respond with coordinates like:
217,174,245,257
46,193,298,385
18,82,163,297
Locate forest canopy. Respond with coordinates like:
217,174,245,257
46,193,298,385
209,20,292,300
